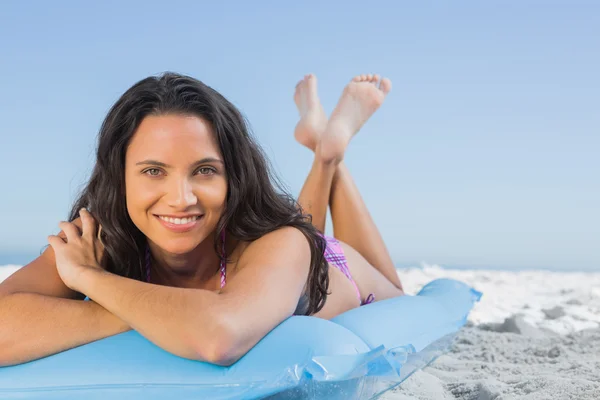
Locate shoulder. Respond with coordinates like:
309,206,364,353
219,226,313,305
235,226,311,272
247,226,309,252
0,217,86,300
261,226,309,244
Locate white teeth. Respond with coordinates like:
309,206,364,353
158,216,199,225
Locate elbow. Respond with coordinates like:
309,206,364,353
0,338,25,368
191,315,244,367
0,348,11,367
0,303,17,367
204,344,243,367
0,355,22,368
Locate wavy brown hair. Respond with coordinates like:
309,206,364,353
64,72,329,315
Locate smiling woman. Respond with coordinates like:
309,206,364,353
0,72,404,368
124,115,229,267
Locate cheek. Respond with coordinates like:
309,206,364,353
197,180,228,208
215,179,229,206
125,176,156,219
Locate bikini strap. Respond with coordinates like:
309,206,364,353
219,229,227,289
145,245,151,283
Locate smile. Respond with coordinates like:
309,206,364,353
155,215,203,232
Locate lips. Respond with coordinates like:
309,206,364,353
154,214,204,233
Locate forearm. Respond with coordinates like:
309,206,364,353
0,292,130,367
80,269,226,362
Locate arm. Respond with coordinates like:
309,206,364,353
0,294,130,367
0,218,131,367
74,227,311,366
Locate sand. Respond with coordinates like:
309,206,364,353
381,265,600,400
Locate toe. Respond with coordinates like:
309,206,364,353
373,74,381,83
352,75,361,82
366,74,373,81
360,74,367,81
379,77,392,94
307,74,318,91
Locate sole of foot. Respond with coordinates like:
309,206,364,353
293,74,328,152
318,74,392,164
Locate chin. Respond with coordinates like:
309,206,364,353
156,238,203,255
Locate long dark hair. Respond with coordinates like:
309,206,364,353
66,72,329,315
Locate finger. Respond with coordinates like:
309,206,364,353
79,208,96,239
47,234,66,248
58,221,82,242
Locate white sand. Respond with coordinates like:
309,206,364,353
2,264,600,399
381,264,600,400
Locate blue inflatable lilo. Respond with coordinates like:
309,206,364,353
0,278,481,399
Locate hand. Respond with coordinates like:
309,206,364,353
47,208,106,292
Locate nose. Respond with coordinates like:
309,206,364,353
166,177,198,208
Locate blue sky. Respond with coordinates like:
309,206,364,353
0,1,598,270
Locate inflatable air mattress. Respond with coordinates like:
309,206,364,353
0,278,482,399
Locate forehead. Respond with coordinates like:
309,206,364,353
127,114,221,160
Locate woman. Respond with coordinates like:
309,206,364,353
0,72,404,367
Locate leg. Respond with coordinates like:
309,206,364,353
323,74,403,290
294,75,331,232
330,163,403,290
294,73,403,291
297,151,336,233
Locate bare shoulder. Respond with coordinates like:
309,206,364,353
224,226,312,292
237,226,311,266
256,226,309,245
0,217,84,300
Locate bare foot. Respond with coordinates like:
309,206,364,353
319,74,392,163
293,74,328,151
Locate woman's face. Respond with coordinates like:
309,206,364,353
124,114,227,255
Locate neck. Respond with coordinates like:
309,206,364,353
147,235,224,289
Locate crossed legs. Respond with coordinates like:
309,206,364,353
294,74,404,291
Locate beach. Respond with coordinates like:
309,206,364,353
383,265,600,400
2,264,599,399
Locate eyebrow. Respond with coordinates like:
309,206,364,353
135,158,224,168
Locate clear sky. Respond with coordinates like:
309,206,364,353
0,1,598,270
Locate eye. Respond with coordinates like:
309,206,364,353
196,167,216,175
143,168,162,176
